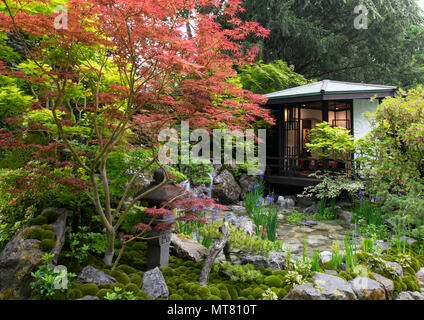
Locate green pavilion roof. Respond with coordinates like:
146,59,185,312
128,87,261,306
265,80,398,102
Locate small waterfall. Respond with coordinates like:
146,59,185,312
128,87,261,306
180,179,191,192
207,172,214,198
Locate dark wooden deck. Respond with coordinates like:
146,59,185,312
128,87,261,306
264,175,321,187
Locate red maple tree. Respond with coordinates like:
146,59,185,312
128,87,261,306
0,0,271,264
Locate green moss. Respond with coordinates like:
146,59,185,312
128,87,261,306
125,283,140,294
403,275,420,292
278,286,291,299
169,294,184,300
338,271,354,281
40,224,53,231
98,283,114,290
209,287,220,296
228,286,239,300
41,209,58,223
198,287,210,299
208,295,222,300
116,264,138,274
80,283,99,296
25,228,43,240
97,289,113,299
41,230,55,240
253,287,264,299
264,275,282,288
39,239,54,252
66,288,83,300
241,288,252,298
189,284,202,295
220,290,231,300
128,273,142,287
161,266,174,277
29,215,47,226
182,293,191,300
111,271,130,285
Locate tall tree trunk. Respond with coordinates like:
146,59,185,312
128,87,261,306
104,228,115,265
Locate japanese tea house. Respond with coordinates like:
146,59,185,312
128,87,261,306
264,80,398,187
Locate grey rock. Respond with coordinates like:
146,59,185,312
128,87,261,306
240,251,284,270
77,295,100,300
285,272,357,300
338,210,352,224
238,174,251,197
212,170,241,205
0,208,67,299
319,251,332,264
396,291,424,300
349,276,386,300
76,266,117,285
296,196,314,207
303,206,317,215
324,270,338,275
277,196,295,209
416,267,424,289
142,267,169,299
223,212,255,236
299,220,318,227
170,233,208,262
371,272,394,299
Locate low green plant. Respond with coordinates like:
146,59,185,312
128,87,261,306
311,250,320,272
261,288,278,300
197,222,282,257
330,241,344,269
344,231,358,271
104,286,136,300
215,262,263,282
30,253,76,299
312,199,337,220
286,210,306,224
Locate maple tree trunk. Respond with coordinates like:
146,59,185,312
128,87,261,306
199,223,230,286
104,228,116,265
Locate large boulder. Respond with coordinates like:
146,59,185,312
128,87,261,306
338,210,352,224
396,291,424,300
371,272,394,299
170,233,208,263
223,212,255,236
240,251,284,270
238,174,251,197
76,266,117,285
142,267,169,299
212,170,241,205
284,272,357,300
349,276,386,300
0,208,67,299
